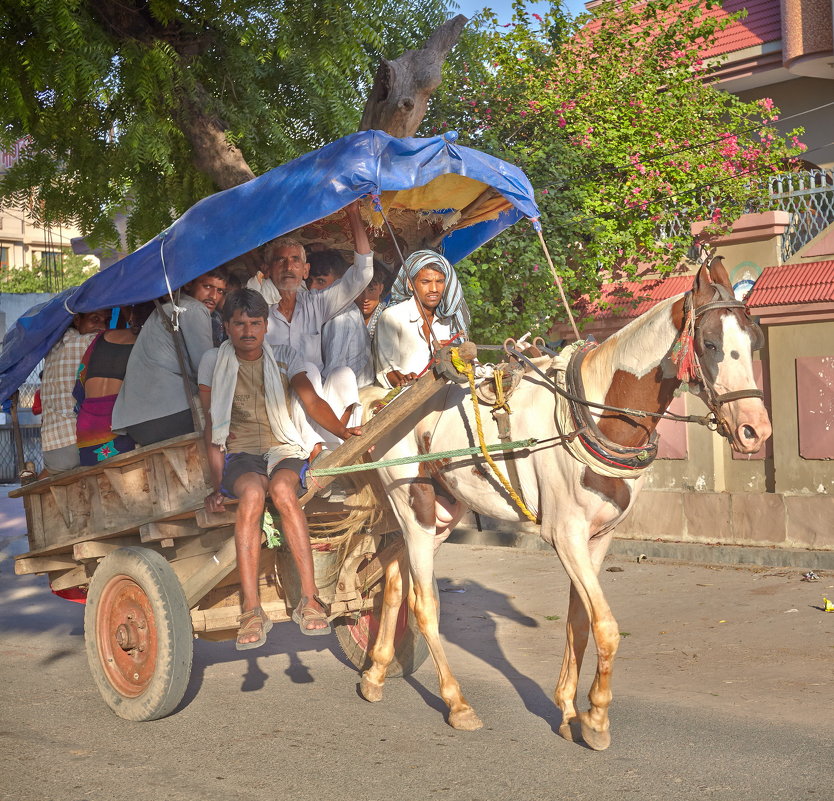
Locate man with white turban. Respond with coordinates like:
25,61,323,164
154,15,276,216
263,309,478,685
373,250,470,388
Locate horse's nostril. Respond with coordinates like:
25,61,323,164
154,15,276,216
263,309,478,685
742,425,756,440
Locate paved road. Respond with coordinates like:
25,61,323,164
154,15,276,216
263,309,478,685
2,495,833,801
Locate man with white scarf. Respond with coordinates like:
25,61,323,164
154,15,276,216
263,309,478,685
374,249,470,388
255,200,372,446
198,289,361,650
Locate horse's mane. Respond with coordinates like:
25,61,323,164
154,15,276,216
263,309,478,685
582,293,685,400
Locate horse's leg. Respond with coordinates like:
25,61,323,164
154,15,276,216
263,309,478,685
554,530,612,741
555,580,590,742
359,551,406,703
407,518,483,731
554,527,619,751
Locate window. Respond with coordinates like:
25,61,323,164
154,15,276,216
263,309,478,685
39,250,61,270
0,246,8,270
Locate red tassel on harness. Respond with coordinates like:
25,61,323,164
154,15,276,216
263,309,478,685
672,331,698,383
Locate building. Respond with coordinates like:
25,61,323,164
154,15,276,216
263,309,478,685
0,138,98,281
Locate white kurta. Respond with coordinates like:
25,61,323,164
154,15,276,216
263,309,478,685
263,252,373,370
373,296,455,389
322,304,373,388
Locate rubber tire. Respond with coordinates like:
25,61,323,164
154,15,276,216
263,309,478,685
334,577,436,678
84,547,193,721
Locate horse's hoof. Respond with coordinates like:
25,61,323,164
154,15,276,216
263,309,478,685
579,716,611,751
359,674,384,703
448,707,483,731
558,718,581,743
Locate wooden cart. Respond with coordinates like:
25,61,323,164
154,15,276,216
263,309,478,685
11,369,448,722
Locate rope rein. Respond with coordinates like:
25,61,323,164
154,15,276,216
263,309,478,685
449,348,539,523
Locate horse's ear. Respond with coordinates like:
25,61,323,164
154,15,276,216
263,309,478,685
707,256,732,290
692,262,715,305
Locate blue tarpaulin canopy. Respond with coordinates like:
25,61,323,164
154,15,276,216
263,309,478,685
0,130,539,403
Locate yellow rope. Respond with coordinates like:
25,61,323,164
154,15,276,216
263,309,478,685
493,368,511,415
450,348,538,523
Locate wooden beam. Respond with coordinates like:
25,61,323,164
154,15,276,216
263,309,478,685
140,519,202,543
181,535,241,607
73,537,139,562
298,368,448,507
48,565,90,591
15,553,78,575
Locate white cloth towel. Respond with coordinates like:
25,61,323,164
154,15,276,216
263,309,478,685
209,340,309,469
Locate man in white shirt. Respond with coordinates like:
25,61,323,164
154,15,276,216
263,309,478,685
199,288,361,649
259,200,372,446
374,250,470,388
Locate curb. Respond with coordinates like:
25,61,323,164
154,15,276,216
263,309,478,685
447,526,834,570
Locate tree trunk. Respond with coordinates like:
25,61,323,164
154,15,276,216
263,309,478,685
176,83,256,190
359,15,468,137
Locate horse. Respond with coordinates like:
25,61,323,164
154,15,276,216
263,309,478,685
357,258,771,750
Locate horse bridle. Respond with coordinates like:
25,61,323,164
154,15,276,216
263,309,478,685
684,290,765,441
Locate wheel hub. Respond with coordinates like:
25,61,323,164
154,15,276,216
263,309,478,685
96,576,158,697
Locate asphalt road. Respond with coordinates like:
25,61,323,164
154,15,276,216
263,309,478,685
2,493,833,801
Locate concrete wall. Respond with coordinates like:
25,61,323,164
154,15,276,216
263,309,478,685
736,77,834,169
0,292,53,343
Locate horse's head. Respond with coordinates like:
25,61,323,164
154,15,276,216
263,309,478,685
685,258,771,454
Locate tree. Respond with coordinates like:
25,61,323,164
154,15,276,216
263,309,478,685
0,0,458,249
426,0,806,343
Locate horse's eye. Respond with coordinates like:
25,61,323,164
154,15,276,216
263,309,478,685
704,340,717,351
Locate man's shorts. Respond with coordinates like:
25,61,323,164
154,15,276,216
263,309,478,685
220,452,307,498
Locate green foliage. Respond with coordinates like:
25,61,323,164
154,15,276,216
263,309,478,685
426,0,806,343
0,249,97,293
0,0,452,249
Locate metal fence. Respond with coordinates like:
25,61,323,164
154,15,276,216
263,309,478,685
0,425,43,482
769,169,834,262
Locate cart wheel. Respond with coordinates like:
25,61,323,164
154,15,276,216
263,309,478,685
334,578,435,678
84,547,193,721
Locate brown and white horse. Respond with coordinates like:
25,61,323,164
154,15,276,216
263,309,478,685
360,259,770,750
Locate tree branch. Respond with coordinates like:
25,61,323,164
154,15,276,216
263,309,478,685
359,15,468,137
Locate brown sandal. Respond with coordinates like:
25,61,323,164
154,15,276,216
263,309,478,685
291,596,332,637
236,606,273,651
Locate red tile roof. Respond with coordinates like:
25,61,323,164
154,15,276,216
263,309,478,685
701,0,782,59
583,1,782,59
746,261,834,306
581,275,693,319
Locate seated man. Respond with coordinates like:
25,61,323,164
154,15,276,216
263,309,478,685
306,249,373,388
40,310,109,474
199,289,361,649
374,250,470,388
260,200,372,446
112,269,228,446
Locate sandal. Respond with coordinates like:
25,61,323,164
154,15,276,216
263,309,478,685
292,595,332,637
236,606,273,651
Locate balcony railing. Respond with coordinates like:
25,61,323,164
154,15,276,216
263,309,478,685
769,168,834,262
658,168,834,263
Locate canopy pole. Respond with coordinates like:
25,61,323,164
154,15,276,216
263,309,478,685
536,228,580,341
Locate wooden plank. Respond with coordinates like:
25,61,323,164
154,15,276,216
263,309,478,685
72,537,140,562
15,553,79,575
162,446,190,489
8,432,202,497
47,485,71,529
48,565,90,591
195,507,237,528
140,519,202,543
297,368,448,507
181,535,241,607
